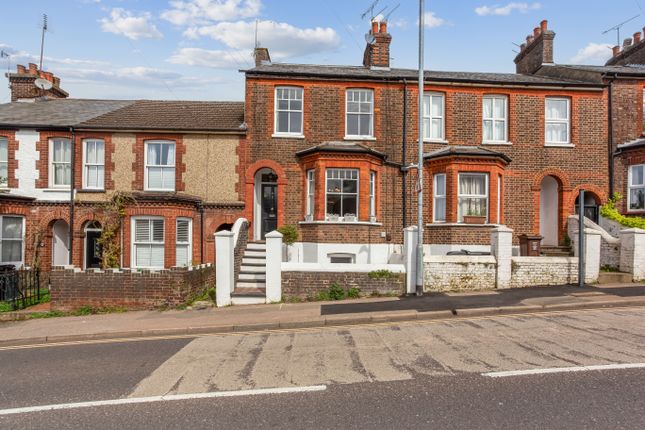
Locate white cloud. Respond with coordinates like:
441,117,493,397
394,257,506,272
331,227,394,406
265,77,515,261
181,20,340,60
168,48,252,69
423,11,446,28
61,66,216,90
570,43,613,64
161,0,261,26
100,8,163,40
475,2,542,16
0,44,109,68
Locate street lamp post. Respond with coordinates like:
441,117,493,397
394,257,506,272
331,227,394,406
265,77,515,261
416,0,425,296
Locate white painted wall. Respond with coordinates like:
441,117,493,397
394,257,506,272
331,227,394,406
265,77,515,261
287,242,401,264
52,220,70,266
540,176,559,246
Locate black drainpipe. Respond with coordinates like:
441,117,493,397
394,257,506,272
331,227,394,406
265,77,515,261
607,74,617,198
68,127,76,265
402,79,408,228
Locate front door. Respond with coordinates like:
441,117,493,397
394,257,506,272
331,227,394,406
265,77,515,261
85,231,102,269
261,184,278,239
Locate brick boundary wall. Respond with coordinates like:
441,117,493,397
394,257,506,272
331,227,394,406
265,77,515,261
281,271,405,299
50,264,215,311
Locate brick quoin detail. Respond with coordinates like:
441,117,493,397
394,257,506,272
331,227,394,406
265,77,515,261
132,134,186,191
0,131,18,188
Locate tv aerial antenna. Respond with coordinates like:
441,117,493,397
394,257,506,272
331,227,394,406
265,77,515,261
361,0,387,22
38,14,48,71
603,14,640,47
383,3,400,22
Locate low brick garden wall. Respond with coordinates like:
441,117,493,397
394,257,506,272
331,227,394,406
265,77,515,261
424,256,497,292
508,257,578,288
282,270,405,299
50,265,215,311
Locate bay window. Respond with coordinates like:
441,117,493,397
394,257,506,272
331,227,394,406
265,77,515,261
50,138,72,187
145,141,175,191
175,218,192,267
0,138,7,186
0,216,23,267
433,174,446,222
326,169,358,220
423,93,445,141
346,89,374,138
629,164,645,211
369,171,376,219
458,173,489,222
132,217,164,269
545,98,570,145
483,96,508,143
83,139,105,190
306,170,315,218
275,87,303,136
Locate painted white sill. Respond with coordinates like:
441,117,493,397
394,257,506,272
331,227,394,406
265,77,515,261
272,133,305,139
545,143,575,148
299,220,383,226
426,223,500,228
482,141,513,146
423,139,449,144
344,136,377,141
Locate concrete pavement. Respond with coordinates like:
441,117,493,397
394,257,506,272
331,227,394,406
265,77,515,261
1,283,645,347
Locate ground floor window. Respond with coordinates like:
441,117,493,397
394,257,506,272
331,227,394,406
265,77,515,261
433,174,447,222
306,170,315,219
132,217,164,269
326,169,359,221
628,164,645,211
175,218,192,267
0,215,23,266
458,173,489,222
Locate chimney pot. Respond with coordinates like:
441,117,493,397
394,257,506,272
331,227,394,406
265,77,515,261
371,20,379,34
16,64,26,74
533,27,541,37
520,43,527,51
540,20,548,32
28,63,38,75
53,77,60,87
613,45,621,57
380,21,387,34
624,38,633,47
635,32,642,43
527,35,534,44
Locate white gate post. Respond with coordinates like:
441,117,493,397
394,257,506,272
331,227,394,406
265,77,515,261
265,230,283,303
491,226,513,289
584,228,601,283
215,230,234,307
403,226,418,295
620,228,645,281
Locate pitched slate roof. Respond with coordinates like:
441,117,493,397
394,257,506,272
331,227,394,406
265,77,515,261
425,145,512,163
295,141,387,159
554,64,645,77
246,63,601,87
0,99,246,132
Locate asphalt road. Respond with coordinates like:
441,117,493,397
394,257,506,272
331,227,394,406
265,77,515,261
2,307,645,429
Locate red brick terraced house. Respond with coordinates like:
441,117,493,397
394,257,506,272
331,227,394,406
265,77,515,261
0,64,246,271
242,20,608,264
522,22,645,218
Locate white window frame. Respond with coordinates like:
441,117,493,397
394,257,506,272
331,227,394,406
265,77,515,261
545,97,571,146
144,140,176,192
49,138,72,188
82,139,105,190
306,170,315,218
482,95,509,144
369,171,376,219
325,168,359,221
274,87,304,137
131,216,165,269
175,217,192,267
433,174,447,223
0,215,24,268
457,173,489,223
0,137,8,188
345,89,374,139
628,164,645,212
423,92,446,142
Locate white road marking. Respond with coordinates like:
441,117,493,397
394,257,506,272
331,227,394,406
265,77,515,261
0,385,327,416
482,363,645,378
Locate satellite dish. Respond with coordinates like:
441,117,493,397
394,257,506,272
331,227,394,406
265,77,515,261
365,33,376,45
34,78,53,90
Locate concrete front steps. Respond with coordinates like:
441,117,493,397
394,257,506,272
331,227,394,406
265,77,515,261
598,271,633,284
541,246,573,257
232,241,267,305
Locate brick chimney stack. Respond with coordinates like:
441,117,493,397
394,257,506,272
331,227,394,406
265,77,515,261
6,63,69,102
514,20,555,75
363,19,392,69
253,47,271,68
607,27,645,65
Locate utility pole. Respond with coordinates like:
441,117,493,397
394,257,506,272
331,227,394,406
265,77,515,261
416,0,425,296
578,189,585,288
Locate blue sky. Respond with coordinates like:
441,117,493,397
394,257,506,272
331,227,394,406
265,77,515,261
1,0,644,103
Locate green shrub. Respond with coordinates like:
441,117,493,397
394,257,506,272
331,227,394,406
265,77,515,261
368,270,395,279
601,193,645,230
316,290,330,301
277,225,299,245
328,282,346,300
347,287,361,299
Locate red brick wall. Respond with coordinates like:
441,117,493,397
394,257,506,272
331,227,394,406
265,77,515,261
282,270,404,299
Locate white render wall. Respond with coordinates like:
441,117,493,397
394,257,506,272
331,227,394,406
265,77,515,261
424,255,496,292
287,242,401,265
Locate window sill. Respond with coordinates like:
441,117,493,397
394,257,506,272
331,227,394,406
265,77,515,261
272,133,305,139
545,143,575,148
423,139,449,144
482,141,513,146
344,136,376,141
426,223,500,228
144,189,177,192
299,220,383,226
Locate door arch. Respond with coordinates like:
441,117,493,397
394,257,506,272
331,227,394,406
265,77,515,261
84,221,102,269
539,176,560,246
254,168,278,241
575,193,600,224
52,220,70,266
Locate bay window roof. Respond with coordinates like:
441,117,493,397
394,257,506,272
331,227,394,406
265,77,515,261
296,141,387,160
424,146,512,164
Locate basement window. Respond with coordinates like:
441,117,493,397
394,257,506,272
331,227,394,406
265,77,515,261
328,253,355,264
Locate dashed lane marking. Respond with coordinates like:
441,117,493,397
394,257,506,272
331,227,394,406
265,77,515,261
482,362,645,378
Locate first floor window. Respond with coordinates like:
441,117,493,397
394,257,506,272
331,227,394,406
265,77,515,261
458,173,488,222
83,139,105,189
0,216,23,266
326,169,358,220
369,172,376,219
145,141,176,191
423,93,445,141
51,138,72,187
175,218,192,267
132,218,164,268
629,164,645,211
433,174,447,222
346,89,374,137
545,98,571,145
306,170,315,217
483,95,508,143
275,87,303,135
0,138,8,186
